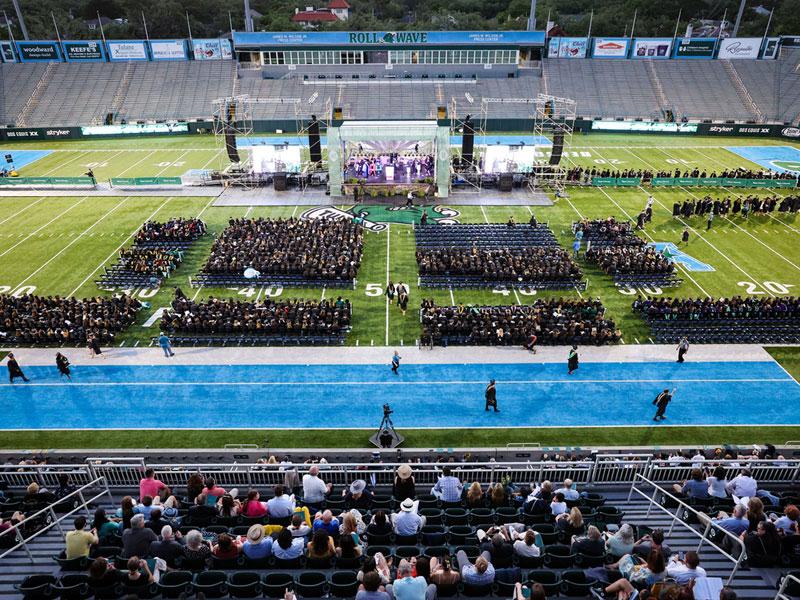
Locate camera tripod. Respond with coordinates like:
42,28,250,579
369,408,405,449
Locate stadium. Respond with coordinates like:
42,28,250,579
0,0,799,597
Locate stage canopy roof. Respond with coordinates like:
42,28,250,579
338,120,439,141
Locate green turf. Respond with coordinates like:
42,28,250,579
1,132,799,449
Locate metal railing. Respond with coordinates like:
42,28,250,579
0,477,113,563
775,573,800,600
0,456,796,492
628,474,747,586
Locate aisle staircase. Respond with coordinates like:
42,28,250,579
16,64,54,127
723,60,765,123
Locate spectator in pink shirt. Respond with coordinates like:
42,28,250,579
139,469,166,502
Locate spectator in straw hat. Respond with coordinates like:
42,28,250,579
344,479,373,510
242,523,273,560
392,498,426,536
394,464,416,501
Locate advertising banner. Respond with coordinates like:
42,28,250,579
108,40,148,61
0,41,15,63
718,37,761,59
193,38,232,60
632,38,673,59
150,40,187,61
556,37,588,58
698,123,773,136
547,38,559,57
673,38,716,58
591,121,697,133
592,37,629,58
781,36,800,48
16,41,61,62
81,123,189,136
761,37,780,59
63,40,105,62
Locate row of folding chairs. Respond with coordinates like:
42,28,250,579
190,275,356,289
158,335,347,347
419,277,585,291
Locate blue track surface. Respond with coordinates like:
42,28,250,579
1,361,797,430
725,145,800,174
238,135,552,148
0,149,52,170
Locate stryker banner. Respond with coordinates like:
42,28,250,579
592,38,629,58
150,40,187,61
63,40,105,62
16,41,61,62
108,40,148,61
632,38,673,59
673,38,716,58
718,37,761,59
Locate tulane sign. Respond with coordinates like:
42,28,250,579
348,31,429,44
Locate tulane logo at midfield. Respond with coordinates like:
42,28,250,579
300,204,459,232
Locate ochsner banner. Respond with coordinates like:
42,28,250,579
718,37,761,59
592,38,629,58
632,38,673,58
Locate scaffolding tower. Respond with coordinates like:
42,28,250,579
449,97,488,193
212,94,255,187
530,93,576,196
294,96,333,194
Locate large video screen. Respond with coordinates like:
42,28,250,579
482,145,536,174
251,145,302,173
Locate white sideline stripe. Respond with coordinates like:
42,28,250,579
480,205,490,223
589,146,712,298
384,223,390,346
0,377,792,387
13,196,133,290
0,196,90,259
621,147,770,297
566,198,584,220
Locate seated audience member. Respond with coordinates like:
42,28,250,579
303,465,333,506
702,504,750,537
393,498,426,536
340,511,363,544
707,465,729,499
667,551,707,584
53,474,77,501
773,504,799,535
122,514,157,558
387,559,436,600
488,483,507,507
555,479,580,502
572,525,605,556
267,485,295,518
145,508,170,535
556,507,585,538
149,525,183,565
478,529,514,566
742,521,781,566
181,529,211,564
242,524,273,560
368,510,393,538
139,468,166,502
357,570,391,600
746,497,767,532
344,479,373,510
288,513,311,538
394,464,416,501
217,494,241,518
465,482,485,508
65,516,98,560
313,510,340,536
607,549,666,588
358,555,392,586
514,582,547,600
91,508,120,544
673,468,710,500
432,467,463,503
123,556,155,589
606,523,635,558
134,496,156,520
456,549,496,586
336,533,362,559
273,527,305,560
117,496,136,530
212,532,242,560
524,481,554,515
430,554,461,587
307,529,336,561
512,529,541,558
87,557,120,588
196,478,229,506
241,489,268,518
550,492,567,516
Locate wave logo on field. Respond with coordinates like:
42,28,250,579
651,242,715,272
771,160,800,173
301,204,459,232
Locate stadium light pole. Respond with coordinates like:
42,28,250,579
141,11,150,42
672,8,682,40
10,0,27,41
629,9,637,42
96,11,107,46
586,9,593,39
186,12,193,44
527,0,536,31
50,12,62,47
718,8,727,39
732,0,746,37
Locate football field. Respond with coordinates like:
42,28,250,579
0,132,798,448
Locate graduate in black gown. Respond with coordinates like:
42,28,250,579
7,353,29,383
567,345,579,375
56,353,71,381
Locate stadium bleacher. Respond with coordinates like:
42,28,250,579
1,451,798,599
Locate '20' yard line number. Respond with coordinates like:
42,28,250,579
738,281,794,295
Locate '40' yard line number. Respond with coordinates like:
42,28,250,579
229,286,284,298
737,281,794,295
492,287,537,296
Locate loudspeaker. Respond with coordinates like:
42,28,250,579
105,112,114,125
308,115,322,164
437,105,447,119
273,172,287,191
224,130,240,163
549,131,564,166
333,106,343,120
461,116,475,165
499,173,514,192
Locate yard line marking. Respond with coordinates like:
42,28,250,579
190,285,204,302
566,198,584,220
385,223,390,346
291,206,299,218
255,286,265,303
512,288,522,305
480,205,490,223
13,196,134,290
244,206,254,218
0,197,47,227
448,286,455,305
320,285,326,301
0,196,90,259
67,197,174,296
0,377,791,387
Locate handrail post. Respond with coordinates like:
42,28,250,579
50,507,64,536
15,528,34,563
78,489,90,518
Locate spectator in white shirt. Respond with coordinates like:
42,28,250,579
550,493,567,517
666,551,706,585
726,469,757,498
302,466,332,505
554,479,580,501
511,529,540,558
267,485,296,519
706,466,728,499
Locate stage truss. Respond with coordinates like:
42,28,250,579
530,93,576,197
212,95,256,188
449,97,488,193
294,97,333,194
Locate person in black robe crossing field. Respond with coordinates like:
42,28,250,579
568,346,579,375
56,353,71,381
485,379,498,412
7,353,29,383
652,388,675,421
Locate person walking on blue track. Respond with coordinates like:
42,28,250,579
391,351,401,374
